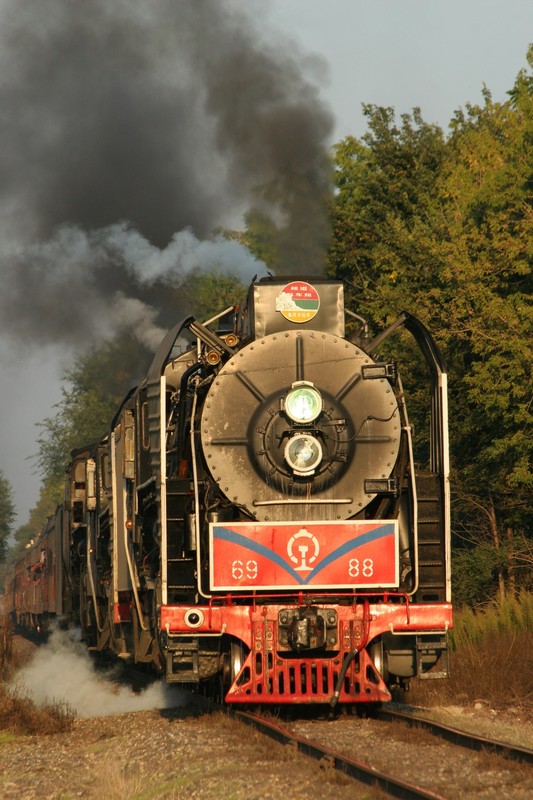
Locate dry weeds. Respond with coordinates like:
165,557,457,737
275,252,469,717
0,683,75,735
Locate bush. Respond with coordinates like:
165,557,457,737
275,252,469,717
0,683,74,735
0,617,75,736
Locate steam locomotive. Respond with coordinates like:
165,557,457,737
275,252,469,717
6,276,452,705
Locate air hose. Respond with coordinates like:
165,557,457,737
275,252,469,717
330,599,371,708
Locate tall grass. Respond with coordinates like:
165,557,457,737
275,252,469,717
0,683,75,735
450,590,533,649
409,590,533,708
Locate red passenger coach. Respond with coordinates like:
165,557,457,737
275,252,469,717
6,513,64,633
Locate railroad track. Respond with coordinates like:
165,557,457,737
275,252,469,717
232,707,533,800
234,709,445,800
372,706,533,765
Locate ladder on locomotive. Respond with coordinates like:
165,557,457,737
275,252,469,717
145,381,196,605
415,472,447,603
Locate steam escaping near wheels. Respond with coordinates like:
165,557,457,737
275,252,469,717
11,626,187,718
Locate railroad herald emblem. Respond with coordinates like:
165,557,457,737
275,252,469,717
287,528,320,572
275,281,320,323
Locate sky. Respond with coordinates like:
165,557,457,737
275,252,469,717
269,0,533,142
0,0,531,532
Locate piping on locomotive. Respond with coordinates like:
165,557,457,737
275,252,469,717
6,276,452,704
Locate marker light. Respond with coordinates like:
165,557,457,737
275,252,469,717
284,382,322,424
284,434,323,476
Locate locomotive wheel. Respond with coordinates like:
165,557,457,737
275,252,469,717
218,638,247,701
369,637,389,684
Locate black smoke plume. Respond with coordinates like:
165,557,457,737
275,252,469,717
0,0,333,351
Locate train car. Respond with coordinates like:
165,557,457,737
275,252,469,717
7,276,452,705
6,512,63,633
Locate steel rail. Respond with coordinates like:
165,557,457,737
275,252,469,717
233,710,447,800
373,708,533,765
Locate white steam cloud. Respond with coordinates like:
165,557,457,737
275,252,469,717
101,224,264,285
11,627,188,718
2,224,265,351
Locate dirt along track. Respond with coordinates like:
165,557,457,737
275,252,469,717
0,629,366,799
278,706,533,799
2,699,533,800
234,704,533,799
0,702,379,800
2,629,533,799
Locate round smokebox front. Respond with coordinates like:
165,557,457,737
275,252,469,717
201,330,400,522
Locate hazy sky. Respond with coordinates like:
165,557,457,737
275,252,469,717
268,0,532,141
1,0,531,529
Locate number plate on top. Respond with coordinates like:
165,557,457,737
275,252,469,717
209,520,399,590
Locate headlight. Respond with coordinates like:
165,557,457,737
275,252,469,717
284,382,322,424
284,434,323,476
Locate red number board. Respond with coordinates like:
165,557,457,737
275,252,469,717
209,520,398,590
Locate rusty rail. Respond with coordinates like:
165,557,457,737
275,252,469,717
373,707,533,765
234,709,447,800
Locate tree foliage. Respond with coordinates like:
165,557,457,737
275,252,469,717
0,470,15,564
328,51,533,602
178,271,246,320
328,104,448,319
35,332,153,504
7,332,155,554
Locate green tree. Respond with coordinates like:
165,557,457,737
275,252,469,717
327,52,533,601
178,272,246,320
35,332,152,504
10,491,58,562
438,80,533,599
0,470,15,564
328,105,452,468
328,105,448,323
